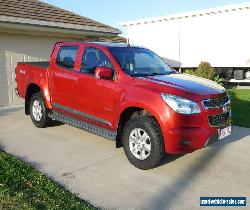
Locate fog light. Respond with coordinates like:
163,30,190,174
180,140,190,145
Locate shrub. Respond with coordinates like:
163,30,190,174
213,75,225,86
184,69,195,75
184,61,224,86
196,61,217,80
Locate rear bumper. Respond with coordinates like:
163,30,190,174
164,125,231,154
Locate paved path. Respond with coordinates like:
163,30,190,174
0,107,249,209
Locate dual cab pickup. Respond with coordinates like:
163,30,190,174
15,42,232,169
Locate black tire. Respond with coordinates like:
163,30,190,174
29,92,50,128
122,116,165,170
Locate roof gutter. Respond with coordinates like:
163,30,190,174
0,15,121,35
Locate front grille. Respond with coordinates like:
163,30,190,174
202,96,230,109
208,112,230,127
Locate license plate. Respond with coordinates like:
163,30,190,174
218,126,231,140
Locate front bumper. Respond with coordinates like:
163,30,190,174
163,111,232,154
160,92,232,154
165,127,215,154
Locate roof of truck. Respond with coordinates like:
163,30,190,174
56,41,142,48
89,42,132,47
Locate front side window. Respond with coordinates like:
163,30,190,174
56,46,79,69
81,47,113,74
109,47,173,77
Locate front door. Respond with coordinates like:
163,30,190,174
72,46,117,128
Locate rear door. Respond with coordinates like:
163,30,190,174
49,44,80,110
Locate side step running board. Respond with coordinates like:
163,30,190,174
48,110,117,141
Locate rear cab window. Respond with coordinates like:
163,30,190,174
56,46,79,69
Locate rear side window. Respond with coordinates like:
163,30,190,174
56,46,79,69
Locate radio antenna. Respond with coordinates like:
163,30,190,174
127,38,130,46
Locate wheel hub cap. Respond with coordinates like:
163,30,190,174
32,100,42,121
129,128,151,160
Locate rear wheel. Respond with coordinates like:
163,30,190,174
29,92,50,128
122,116,165,170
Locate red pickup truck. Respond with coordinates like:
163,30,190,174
15,42,232,169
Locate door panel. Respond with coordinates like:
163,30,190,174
73,74,117,127
50,69,78,108
49,45,79,109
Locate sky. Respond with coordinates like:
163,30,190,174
41,0,249,35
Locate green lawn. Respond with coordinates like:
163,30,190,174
228,88,250,128
0,151,96,210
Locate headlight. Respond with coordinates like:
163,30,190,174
161,94,201,114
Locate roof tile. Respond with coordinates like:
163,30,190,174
0,0,117,32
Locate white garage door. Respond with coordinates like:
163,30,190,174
0,50,9,106
5,50,48,106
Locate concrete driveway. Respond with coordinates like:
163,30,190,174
0,107,250,210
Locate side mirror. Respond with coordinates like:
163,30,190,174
95,66,113,80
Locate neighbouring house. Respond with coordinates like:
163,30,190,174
121,2,250,84
0,0,122,106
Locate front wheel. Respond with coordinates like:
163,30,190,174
29,92,50,128
122,116,165,170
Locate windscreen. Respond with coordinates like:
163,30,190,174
109,47,174,77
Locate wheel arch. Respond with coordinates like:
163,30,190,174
25,83,41,115
116,105,163,148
